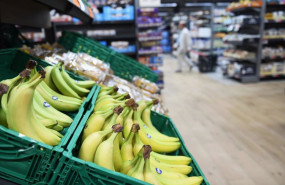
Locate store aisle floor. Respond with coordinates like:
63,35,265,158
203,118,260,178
160,55,285,185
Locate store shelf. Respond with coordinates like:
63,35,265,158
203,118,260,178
228,6,261,15
225,56,256,63
138,37,163,41
137,23,163,28
88,35,136,40
262,55,285,60
224,39,260,46
138,51,162,56
36,0,94,23
264,19,285,24
263,38,285,45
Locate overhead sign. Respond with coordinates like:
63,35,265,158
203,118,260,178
139,0,161,7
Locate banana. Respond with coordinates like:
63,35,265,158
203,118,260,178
7,70,61,145
133,133,191,166
52,124,64,132
120,153,140,174
134,109,179,143
96,92,129,105
151,152,192,166
0,75,22,126
151,167,188,179
102,105,124,131
39,118,58,128
60,64,90,97
30,108,61,145
141,104,161,132
82,105,121,141
78,128,113,162
76,80,95,89
33,91,73,127
150,157,192,175
94,124,123,171
51,63,80,99
7,72,43,141
113,134,123,171
127,157,145,181
36,82,82,112
123,109,134,138
49,128,64,138
43,66,58,91
137,99,158,117
115,106,130,125
139,127,181,153
121,124,140,161
97,86,118,99
155,175,203,185
143,147,162,185
94,98,124,112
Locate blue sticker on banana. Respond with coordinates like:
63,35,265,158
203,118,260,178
43,102,50,107
52,96,58,100
156,168,162,174
147,133,151,139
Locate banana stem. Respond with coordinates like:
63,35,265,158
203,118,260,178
143,145,152,160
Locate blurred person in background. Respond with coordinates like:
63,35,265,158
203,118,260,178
175,21,193,73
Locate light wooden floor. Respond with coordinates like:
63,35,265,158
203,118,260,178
160,55,285,185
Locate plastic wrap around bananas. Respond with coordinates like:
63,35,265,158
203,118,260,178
78,87,202,184
0,60,95,146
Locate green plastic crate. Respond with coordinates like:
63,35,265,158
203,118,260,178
49,90,209,185
0,49,97,184
58,31,158,82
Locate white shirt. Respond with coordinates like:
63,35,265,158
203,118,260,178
177,27,191,54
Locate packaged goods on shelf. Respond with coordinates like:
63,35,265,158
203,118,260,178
226,0,263,11
264,28,285,39
262,46,285,59
87,29,116,37
133,76,159,94
227,62,256,78
265,10,285,21
223,34,260,42
109,41,136,53
103,5,134,21
224,49,256,60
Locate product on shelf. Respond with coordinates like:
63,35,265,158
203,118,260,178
224,49,256,60
78,87,203,184
262,46,285,59
0,60,95,146
263,28,285,39
132,76,159,94
226,0,263,11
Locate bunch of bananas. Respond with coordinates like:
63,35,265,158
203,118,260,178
0,60,95,146
79,87,203,185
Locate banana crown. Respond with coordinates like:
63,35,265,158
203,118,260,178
112,124,124,133
0,83,9,97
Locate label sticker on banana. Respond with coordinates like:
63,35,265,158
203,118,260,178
156,168,162,174
43,102,50,107
75,80,78,83
52,96,58,100
147,133,151,139
143,124,147,129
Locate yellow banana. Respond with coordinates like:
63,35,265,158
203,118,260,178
144,149,162,185
133,133,190,165
94,124,123,171
156,175,203,185
123,109,134,138
127,157,145,181
76,80,95,89
79,128,113,162
134,109,179,143
33,91,73,127
60,64,90,97
151,167,188,179
36,82,82,112
121,124,140,161
82,106,115,141
113,135,123,171
51,63,80,98
43,66,58,91
120,154,140,174
102,105,123,131
150,157,192,175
